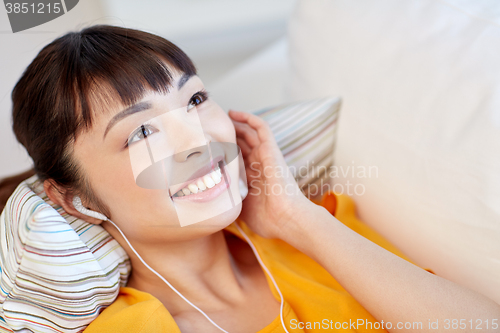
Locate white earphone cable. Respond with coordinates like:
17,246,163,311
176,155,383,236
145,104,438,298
105,218,230,333
107,218,290,333
75,192,289,333
233,222,290,333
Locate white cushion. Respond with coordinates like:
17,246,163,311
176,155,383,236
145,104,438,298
208,37,290,112
288,0,500,303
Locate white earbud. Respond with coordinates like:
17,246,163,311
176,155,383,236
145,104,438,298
72,196,108,221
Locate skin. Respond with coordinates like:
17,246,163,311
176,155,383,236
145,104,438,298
44,67,500,333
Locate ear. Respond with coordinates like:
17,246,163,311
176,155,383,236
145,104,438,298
43,179,104,225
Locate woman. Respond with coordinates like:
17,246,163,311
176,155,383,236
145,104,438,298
1,25,499,333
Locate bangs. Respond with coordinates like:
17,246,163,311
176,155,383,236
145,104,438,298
67,25,197,129
12,25,196,184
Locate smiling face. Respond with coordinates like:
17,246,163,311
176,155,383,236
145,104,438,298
72,69,242,244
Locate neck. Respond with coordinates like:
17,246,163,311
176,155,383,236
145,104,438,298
123,229,249,314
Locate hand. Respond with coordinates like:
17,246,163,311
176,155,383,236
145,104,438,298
228,110,311,239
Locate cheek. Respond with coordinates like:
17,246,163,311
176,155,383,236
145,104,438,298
201,107,236,143
89,154,180,228
89,152,137,199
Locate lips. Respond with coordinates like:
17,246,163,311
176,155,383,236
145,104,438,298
167,155,223,195
171,160,231,203
172,165,222,197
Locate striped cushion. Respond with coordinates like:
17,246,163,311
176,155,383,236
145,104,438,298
252,97,341,198
0,175,130,333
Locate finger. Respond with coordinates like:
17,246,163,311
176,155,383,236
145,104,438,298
232,120,260,148
236,137,252,158
228,110,247,120
233,121,259,148
229,110,273,143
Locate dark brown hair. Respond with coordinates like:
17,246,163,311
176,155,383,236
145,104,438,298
0,25,196,212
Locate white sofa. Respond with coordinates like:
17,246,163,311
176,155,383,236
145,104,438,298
209,0,500,304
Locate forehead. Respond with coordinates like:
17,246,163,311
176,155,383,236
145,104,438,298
76,54,194,131
88,68,188,121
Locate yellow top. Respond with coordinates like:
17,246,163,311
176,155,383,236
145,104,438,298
84,193,425,333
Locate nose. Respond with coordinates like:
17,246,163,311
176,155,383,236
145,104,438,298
168,108,212,163
173,132,215,163
173,144,206,162
132,106,216,190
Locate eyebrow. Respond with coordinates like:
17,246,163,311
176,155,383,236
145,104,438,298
178,73,193,90
103,73,194,140
103,101,152,140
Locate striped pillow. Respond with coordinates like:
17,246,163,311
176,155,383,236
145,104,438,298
0,175,130,333
252,97,341,198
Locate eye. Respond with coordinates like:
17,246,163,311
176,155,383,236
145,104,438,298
126,124,157,147
187,90,209,111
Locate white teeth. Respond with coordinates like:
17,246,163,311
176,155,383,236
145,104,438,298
172,164,224,197
187,183,198,194
211,170,221,184
196,179,206,191
203,174,215,188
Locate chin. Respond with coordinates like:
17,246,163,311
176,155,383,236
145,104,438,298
183,203,242,230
